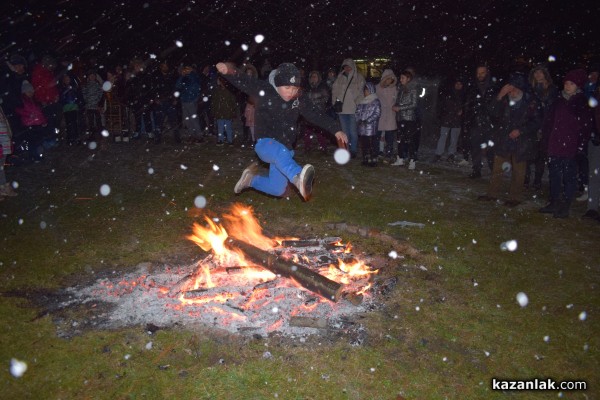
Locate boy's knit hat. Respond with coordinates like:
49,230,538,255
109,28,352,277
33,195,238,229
274,63,301,87
563,69,587,88
21,80,34,93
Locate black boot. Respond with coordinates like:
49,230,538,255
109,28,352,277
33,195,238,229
553,201,571,219
539,201,557,214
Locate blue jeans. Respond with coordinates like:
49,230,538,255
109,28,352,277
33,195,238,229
252,138,302,197
217,119,233,143
548,156,577,203
338,113,358,155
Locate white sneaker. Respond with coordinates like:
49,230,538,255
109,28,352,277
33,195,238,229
293,164,315,200
234,162,259,194
576,187,588,202
408,159,416,170
391,156,404,166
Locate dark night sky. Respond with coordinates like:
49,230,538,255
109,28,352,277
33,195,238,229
2,0,599,78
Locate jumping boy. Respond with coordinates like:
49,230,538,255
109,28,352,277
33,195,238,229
216,62,348,201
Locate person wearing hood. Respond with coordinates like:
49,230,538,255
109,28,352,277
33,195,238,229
464,64,499,178
526,64,558,190
331,58,366,158
355,82,381,166
303,70,331,153
216,61,347,201
477,72,542,207
539,69,594,218
392,70,419,169
376,69,398,162
435,76,465,162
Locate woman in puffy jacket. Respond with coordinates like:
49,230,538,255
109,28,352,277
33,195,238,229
355,82,381,166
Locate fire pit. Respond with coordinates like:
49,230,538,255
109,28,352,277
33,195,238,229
63,204,392,338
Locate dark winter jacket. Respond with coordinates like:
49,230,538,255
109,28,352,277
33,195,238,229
306,72,330,111
489,93,541,162
222,69,340,149
175,71,201,103
210,84,238,120
438,86,465,128
355,82,381,137
541,91,594,158
463,76,497,133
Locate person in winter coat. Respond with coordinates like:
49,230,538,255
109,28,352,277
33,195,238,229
210,77,239,145
31,55,61,137
60,74,82,145
355,82,381,166
435,77,465,162
392,70,419,169
14,80,51,161
539,69,594,218
477,73,541,207
175,64,203,143
216,61,347,201
81,70,105,140
526,64,558,190
303,71,331,153
331,58,366,158
376,69,398,162
582,84,600,222
0,54,28,133
463,64,498,178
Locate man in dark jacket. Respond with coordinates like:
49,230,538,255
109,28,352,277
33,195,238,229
464,64,498,178
216,62,347,201
477,73,541,207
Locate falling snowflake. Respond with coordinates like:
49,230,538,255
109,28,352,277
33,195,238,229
516,292,529,307
579,311,587,321
194,195,207,208
388,250,398,259
101,129,110,138
333,148,350,165
180,164,188,170
212,164,220,171
10,358,27,378
255,34,265,43
500,240,517,252
548,55,556,62
102,81,112,91
175,40,183,47
100,184,111,196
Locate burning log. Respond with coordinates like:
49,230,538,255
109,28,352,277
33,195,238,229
226,238,344,302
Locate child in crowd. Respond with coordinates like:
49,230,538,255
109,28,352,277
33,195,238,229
60,74,81,145
355,82,381,166
15,80,51,161
216,61,348,201
210,77,238,145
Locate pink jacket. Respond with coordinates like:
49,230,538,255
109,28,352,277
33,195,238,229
16,95,48,127
376,69,398,131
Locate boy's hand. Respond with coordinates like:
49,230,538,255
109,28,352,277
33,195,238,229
335,131,348,148
216,62,228,74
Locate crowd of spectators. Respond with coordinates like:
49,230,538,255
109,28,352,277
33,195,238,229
0,52,599,222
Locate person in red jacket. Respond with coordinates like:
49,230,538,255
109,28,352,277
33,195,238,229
15,80,51,161
31,55,60,144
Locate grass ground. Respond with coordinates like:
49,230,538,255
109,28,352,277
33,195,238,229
0,135,598,399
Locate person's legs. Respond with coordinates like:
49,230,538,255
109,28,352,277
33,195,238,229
406,121,418,160
586,142,600,212
436,126,450,156
397,122,409,160
508,156,527,202
225,119,233,143
448,127,461,157
470,128,483,176
486,155,505,199
384,130,396,159
216,119,226,143
252,138,303,196
338,114,358,156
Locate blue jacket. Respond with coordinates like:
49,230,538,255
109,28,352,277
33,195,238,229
175,71,201,102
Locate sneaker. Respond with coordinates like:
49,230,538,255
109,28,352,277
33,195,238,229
234,162,258,194
391,156,404,166
293,164,315,200
408,159,416,170
576,189,588,202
